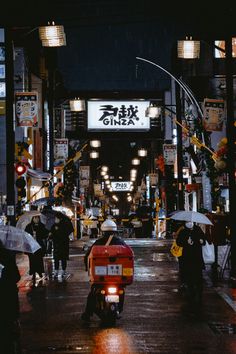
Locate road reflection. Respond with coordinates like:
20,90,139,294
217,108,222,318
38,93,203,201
92,327,137,354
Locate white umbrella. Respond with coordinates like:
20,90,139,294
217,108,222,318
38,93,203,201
16,211,47,231
170,210,213,225
0,225,41,253
52,206,74,218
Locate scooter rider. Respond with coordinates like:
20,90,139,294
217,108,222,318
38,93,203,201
81,217,131,321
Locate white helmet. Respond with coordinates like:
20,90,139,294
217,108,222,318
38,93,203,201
101,219,117,232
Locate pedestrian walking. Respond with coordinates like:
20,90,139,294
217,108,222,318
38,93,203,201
49,212,74,277
0,240,21,353
25,215,49,286
176,221,206,312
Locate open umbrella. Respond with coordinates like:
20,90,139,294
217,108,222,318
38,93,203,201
41,209,72,230
52,206,74,218
0,225,41,253
16,210,47,231
31,196,56,207
170,210,213,225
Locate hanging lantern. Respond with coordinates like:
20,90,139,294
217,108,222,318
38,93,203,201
145,103,161,118
101,166,108,172
69,98,86,112
39,22,66,47
90,151,99,159
132,158,140,165
177,37,200,59
138,148,147,157
90,140,101,148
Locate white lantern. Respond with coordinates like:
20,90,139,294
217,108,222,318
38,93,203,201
178,37,200,59
90,140,101,148
145,103,161,118
69,98,86,112
138,148,147,157
132,158,140,165
39,22,66,47
90,151,99,159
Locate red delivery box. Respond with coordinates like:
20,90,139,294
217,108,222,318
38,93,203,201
88,245,134,285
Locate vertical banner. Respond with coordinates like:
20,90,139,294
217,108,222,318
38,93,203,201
79,166,90,188
163,144,177,165
203,98,225,131
15,92,38,127
54,138,68,165
201,171,212,212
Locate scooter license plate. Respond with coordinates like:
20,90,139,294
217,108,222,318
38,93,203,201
105,295,119,303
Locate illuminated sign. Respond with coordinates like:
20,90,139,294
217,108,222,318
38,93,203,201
87,100,150,131
111,181,131,191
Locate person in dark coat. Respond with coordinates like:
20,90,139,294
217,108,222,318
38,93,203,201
25,215,49,285
136,202,153,238
0,241,21,352
176,221,206,310
49,212,74,277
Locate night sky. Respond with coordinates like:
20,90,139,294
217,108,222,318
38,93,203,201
2,1,236,93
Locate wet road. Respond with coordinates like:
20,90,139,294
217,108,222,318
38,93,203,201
17,239,236,354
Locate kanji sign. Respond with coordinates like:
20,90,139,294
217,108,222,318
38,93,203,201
111,181,131,191
87,100,150,131
203,98,225,131
15,92,38,127
54,139,68,160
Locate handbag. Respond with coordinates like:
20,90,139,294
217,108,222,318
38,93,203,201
170,240,183,257
202,241,215,264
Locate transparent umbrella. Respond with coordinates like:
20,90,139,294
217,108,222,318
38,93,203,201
16,210,47,231
0,225,41,253
170,210,213,225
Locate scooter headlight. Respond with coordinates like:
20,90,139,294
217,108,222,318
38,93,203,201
107,286,117,294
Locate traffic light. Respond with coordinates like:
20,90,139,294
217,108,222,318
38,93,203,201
15,176,26,200
15,162,27,176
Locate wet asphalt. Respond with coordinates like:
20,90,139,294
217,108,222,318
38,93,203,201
16,237,236,354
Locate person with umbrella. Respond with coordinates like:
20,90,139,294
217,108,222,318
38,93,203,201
49,212,74,277
25,215,49,286
175,220,207,313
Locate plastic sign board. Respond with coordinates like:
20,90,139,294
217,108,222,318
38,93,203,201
87,100,150,131
15,92,38,127
111,181,131,192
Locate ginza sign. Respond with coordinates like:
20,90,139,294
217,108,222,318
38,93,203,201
87,100,150,130
111,181,131,191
